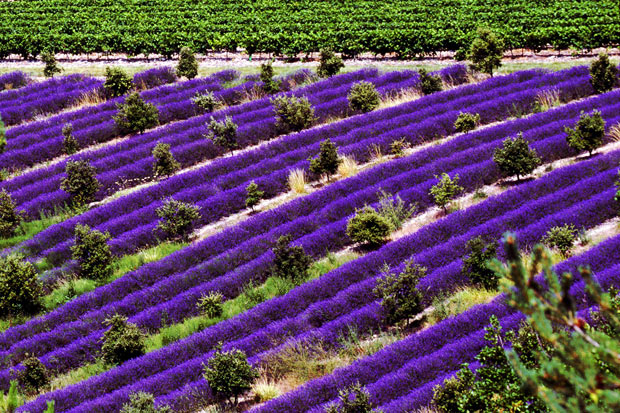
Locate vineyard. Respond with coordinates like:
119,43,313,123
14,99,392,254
0,1,619,58
0,40,619,413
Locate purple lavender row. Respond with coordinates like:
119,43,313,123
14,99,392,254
0,71,30,92
0,74,86,107
38,152,620,412
132,67,177,90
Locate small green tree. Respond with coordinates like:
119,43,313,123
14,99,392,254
61,123,79,155
245,181,264,211
100,314,146,366
192,91,222,112
152,142,180,178
120,392,171,413
197,291,224,318
373,260,425,326
0,189,23,238
205,116,238,154
104,67,134,97
71,224,113,282
564,110,606,157
346,205,391,247
461,236,498,290
41,51,61,78
429,173,464,213
348,81,380,113
0,117,6,154
176,46,198,80
308,138,342,181
590,53,618,94
114,92,159,134
493,133,541,181
324,382,380,413
60,160,101,207
271,234,312,286
317,49,344,78
202,345,259,406
260,61,280,94
271,95,317,133
468,27,504,76
542,223,578,257
0,254,42,318
389,138,408,157
454,112,481,133
19,356,49,395
418,68,443,95
154,198,201,241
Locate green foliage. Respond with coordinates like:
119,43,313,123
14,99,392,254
241,280,268,308
590,53,618,94
154,198,201,241
461,236,498,290
542,223,578,257
41,51,61,78
104,67,133,97
389,138,407,157
101,314,146,366
0,254,42,318
60,160,101,207
317,49,344,78
19,356,49,395
616,171,620,208
429,173,463,213
71,224,113,282
0,189,23,238
376,190,416,231
205,116,238,154
120,391,171,413
308,138,342,181
346,205,391,247
176,46,198,80
191,91,222,112
114,92,159,134
44,400,55,413
373,260,425,326
324,382,381,413
61,123,79,155
493,133,541,181
468,27,504,76
271,95,317,133
348,81,380,113
152,142,180,178
202,345,259,406
418,68,443,95
260,61,281,94
197,291,224,318
1,381,24,413
564,110,606,157
271,234,312,285
454,112,480,133
245,181,264,211
0,117,6,154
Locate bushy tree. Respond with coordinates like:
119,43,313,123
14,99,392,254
493,133,541,181
154,198,201,241
191,91,222,112
61,123,79,155
197,291,224,318
308,138,342,181
271,95,316,133
542,223,578,257
205,116,238,154
104,67,133,97
454,112,480,133
120,392,171,413
271,234,312,285
317,49,344,78
19,356,49,395
101,314,146,366
71,224,113,282
590,53,618,94
346,205,391,247
60,160,101,207
0,189,23,238
429,173,463,213
202,345,259,406
245,181,264,211
348,81,380,113
468,27,504,76
325,382,380,413
418,68,443,95
564,110,605,157
114,92,159,134
461,236,498,290
176,46,198,80
373,260,425,326
41,51,61,78
0,254,42,318
152,142,180,178
260,61,280,94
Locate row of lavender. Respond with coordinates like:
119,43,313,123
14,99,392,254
21,137,620,412
0,71,30,92
3,78,617,397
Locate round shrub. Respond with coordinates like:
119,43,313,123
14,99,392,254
348,81,380,113
346,205,391,247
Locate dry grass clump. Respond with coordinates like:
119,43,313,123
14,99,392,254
337,155,358,178
608,122,620,142
288,168,307,194
75,89,106,108
379,88,422,109
536,88,561,111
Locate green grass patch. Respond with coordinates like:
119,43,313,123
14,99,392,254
0,211,71,251
427,287,498,326
47,360,107,395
